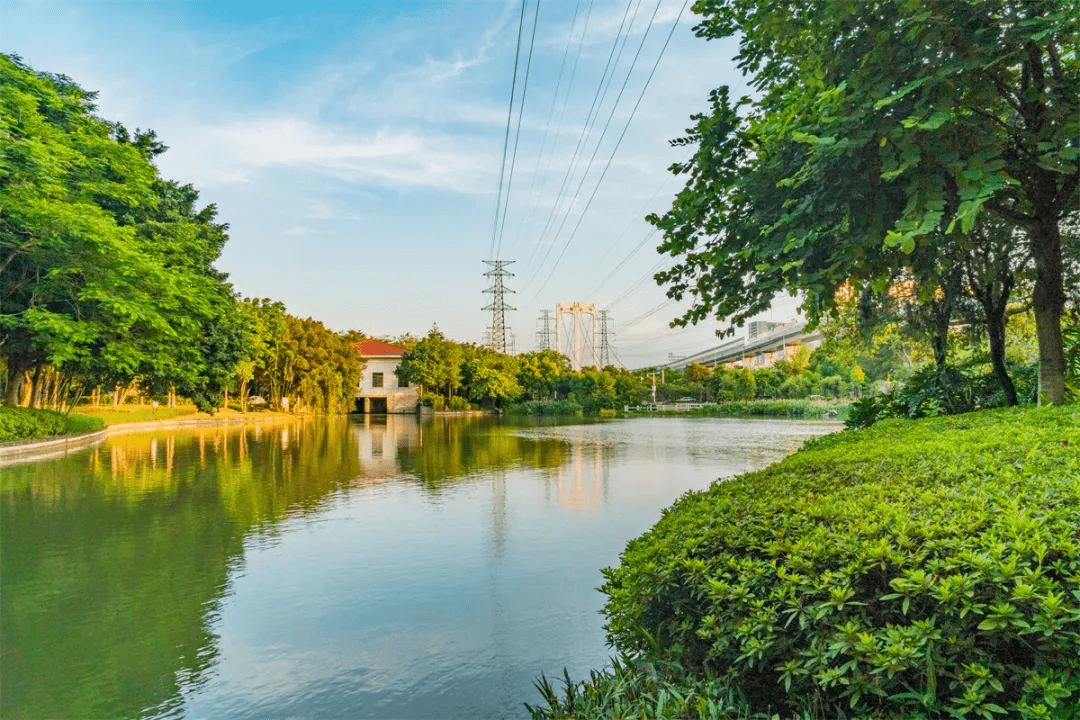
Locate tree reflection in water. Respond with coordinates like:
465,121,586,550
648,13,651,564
0,414,573,719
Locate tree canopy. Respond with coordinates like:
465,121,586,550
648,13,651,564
1,54,249,411
649,0,1078,403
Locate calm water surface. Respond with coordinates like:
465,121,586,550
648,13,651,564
1,415,837,720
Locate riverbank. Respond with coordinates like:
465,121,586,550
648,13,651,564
625,398,849,419
0,405,305,464
527,403,1080,719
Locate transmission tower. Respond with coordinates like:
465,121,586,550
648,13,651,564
536,310,553,350
598,310,614,367
482,260,516,354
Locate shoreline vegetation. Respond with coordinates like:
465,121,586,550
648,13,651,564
506,398,848,420
0,398,846,446
0,404,300,445
526,404,1080,719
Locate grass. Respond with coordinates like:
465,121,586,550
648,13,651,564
0,406,105,443
74,404,201,425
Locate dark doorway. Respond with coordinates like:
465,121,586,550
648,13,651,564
370,397,388,414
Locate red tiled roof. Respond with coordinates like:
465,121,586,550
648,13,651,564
356,339,406,357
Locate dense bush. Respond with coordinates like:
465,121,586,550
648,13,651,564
0,407,104,442
846,363,1039,428
506,399,584,416
537,406,1080,719
679,400,843,419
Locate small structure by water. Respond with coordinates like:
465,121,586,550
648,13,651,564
354,340,420,413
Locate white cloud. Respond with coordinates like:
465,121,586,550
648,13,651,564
165,116,498,193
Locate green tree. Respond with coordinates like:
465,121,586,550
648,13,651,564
1,55,247,412
461,345,522,409
650,1,1078,403
396,327,463,403
517,349,572,400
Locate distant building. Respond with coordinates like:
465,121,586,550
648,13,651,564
355,340,420,414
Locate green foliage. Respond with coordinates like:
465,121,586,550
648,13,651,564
396,327,463,401
845,363,1039,429
461,344,522,408
0,54,247,411
0,406,103,441
650,1,1078,403
711,367,756,401
668,400,842,419
505,399,584,417
592,405,1080,719
527,654,782,720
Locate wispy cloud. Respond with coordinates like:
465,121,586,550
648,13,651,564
169,116,498,193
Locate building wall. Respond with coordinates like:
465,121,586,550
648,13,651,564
357,357,421,413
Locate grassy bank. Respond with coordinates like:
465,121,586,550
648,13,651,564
528,404,1080,719
631,399,849,419
73,404,201,425
0,406,105,443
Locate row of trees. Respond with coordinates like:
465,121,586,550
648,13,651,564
395,327,865,413
394,329,654,412
649,0,1078,405
1,55,364,414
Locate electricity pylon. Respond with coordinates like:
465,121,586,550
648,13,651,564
598,310,614,367
482,260,515,354
536,310,553,350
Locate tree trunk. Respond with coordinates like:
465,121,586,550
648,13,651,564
1030,219,1066,405
4,358,28,406
986,303,1018,406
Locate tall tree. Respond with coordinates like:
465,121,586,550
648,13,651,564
651,0,1079,403
1,54,248,411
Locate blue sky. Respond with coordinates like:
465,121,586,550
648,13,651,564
3,0,798,367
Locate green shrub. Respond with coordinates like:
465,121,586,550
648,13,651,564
845,363,1039,429
448,395,469,411
506,399,584,416
592,406,1080,719
0,407,105,442
678,400,842,419
422,392,446,410
818,374,847,399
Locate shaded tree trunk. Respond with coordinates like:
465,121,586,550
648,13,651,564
986,303,1018,406
4,357,29,406
1031,217,1066,405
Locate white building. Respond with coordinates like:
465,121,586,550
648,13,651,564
355,340,420,414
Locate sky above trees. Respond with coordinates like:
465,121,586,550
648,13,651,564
2,0,800,367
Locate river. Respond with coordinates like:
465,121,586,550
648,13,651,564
1,414,837,720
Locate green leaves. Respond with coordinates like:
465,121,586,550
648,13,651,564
1,54,247,408
595,404,1080,719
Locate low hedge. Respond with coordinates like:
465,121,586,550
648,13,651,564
506,399,585,416
678,400,846,419
532,405,1080,719
0,406,105,442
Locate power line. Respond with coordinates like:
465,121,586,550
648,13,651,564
494,0,542,260
521,0,640,280
489,0,530,260
605,257,669,309
510,0,587,258
531,0,691,299
526,0,658,291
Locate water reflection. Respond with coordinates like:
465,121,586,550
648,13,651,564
0,415,836,720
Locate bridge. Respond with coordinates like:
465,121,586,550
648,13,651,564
656,320,823,371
